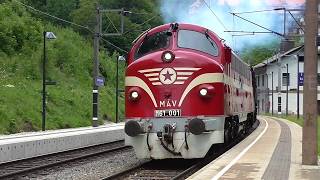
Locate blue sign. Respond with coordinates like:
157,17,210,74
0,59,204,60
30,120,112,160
298,72,304,86
95,76,105,87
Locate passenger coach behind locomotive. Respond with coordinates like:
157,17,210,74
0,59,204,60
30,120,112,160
124,23,255,159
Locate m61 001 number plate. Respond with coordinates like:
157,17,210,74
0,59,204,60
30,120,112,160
155,109,181,117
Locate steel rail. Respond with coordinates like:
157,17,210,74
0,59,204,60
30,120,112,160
104,120,259,180
103,161,152,180
0,140,130,179
173,120,260,180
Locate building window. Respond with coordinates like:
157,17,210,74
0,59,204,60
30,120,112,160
282,73,290,86
262,99,264,111
318,73,320,86
257,76,260,87
278,97,281,112
262,75,265,87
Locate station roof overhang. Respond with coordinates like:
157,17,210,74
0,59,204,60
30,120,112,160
254,45,304,69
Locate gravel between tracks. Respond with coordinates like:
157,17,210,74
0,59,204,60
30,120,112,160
17,149,147,180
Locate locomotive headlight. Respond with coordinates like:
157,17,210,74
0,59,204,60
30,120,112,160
128,88,141,101
162,51,175,63
164,53,172,60
198,85,214,98
199,88,208,96
131,91,139,99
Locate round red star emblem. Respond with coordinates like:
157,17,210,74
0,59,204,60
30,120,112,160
159,68,177,84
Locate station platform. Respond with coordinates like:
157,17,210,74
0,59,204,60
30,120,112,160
0,123,124,164
188,116,320,180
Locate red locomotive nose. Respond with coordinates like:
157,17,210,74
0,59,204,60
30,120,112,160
125,49,225,118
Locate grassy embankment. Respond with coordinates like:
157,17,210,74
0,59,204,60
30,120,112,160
0,3,125,134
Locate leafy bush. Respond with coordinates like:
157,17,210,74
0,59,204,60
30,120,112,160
0,1,42,55
0,1,125,134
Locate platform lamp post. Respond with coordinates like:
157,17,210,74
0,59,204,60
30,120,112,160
286,64,289,116
42,31,57,131
296,55,303,119
271,72,274,115
115,55,126,123
266,72,274,115
262,61,272,115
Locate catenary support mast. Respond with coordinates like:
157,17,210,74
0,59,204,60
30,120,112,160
302,0,318,165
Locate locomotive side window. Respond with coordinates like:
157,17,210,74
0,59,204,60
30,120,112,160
135,31,170,59
177,30,218,56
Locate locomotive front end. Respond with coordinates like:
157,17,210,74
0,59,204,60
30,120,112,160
124,24,227,159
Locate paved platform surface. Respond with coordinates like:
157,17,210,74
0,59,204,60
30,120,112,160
188,116,320,180
0,123,124,164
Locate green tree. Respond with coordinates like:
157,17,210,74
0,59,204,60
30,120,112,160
241,41,280,65
25,0,79,22
0,1,42,55
71,0,163,52
70,0,97,35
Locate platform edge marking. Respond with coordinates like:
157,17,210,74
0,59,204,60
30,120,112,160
211,118,269,180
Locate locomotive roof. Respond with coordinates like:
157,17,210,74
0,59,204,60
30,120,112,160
134,23,225,45
132,23,251,67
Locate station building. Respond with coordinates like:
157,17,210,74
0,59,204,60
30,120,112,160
254,45,320,115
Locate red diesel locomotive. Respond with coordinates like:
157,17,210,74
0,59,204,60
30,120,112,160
124,23,256,159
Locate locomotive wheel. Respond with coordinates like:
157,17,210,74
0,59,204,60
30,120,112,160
243,121,248,135
244,115,251,134
234,119,239,138
230,120,236,140
224,120,231,144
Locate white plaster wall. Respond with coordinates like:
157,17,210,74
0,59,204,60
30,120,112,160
268,92,303,115
259,54,320,115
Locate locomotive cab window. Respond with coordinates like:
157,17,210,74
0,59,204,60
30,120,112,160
135,31,170,59
177,30,218,56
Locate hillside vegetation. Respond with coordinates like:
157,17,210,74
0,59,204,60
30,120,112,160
0,0,287,134
0,0,162,134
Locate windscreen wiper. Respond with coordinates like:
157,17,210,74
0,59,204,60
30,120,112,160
166,23,179,36
132,29,150,44
205,29,217,50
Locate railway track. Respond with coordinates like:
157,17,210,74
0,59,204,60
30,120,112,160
0,140,131,179
104,120,259,180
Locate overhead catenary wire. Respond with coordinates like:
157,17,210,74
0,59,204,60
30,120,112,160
287,10,305,33
201,0,228,31
232,9,280,15
105,13,120,34
14,0,130,53
101,37,128,53
231,13,285,38
123,14,160,35
225,30,274,34
13,0,93,33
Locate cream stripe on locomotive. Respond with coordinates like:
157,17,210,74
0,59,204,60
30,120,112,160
126,72,252,108
145,73,159,77
125,72,224,108
125,76,158,107
148,77,159,81
139,67,201,86
178,73,224,106
173,67,201,71
138,68,162,73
